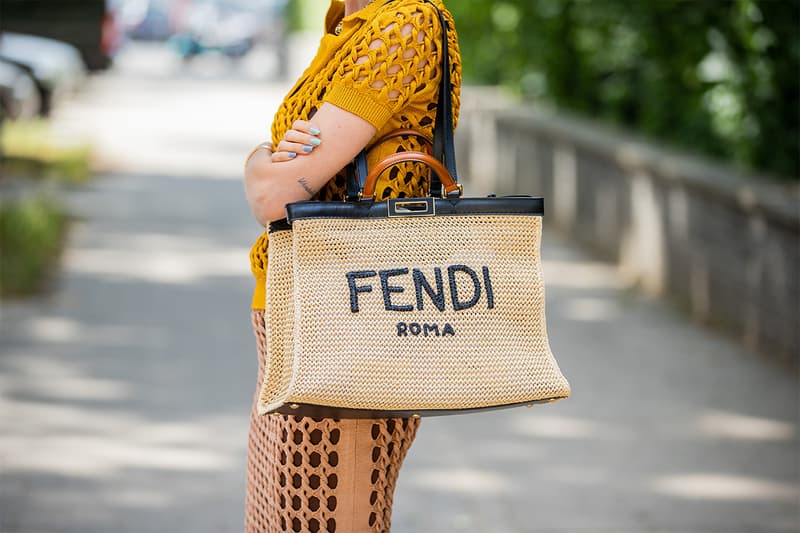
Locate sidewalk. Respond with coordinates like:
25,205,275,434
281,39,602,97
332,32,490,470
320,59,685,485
1,43,798,533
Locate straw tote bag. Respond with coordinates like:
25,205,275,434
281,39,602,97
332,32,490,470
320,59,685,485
257,1,570,418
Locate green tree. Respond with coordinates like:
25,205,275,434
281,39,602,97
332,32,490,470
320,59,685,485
449,0,799,179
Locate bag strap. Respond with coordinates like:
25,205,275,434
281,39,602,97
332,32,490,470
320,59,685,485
428,0,457,196
346,0,458,200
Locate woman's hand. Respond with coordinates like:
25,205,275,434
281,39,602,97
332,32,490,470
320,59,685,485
271,120,322,162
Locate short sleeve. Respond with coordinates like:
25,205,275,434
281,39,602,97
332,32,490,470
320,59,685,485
324,2,441,130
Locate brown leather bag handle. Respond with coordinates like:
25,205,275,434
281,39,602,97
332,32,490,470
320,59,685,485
361,151,461,201
349,130,434,197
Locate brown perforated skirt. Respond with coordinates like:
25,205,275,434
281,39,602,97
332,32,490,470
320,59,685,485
246,310,420,533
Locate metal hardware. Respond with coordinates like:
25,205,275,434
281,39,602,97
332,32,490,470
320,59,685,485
411,413,421,419
289,404,300,410
442,183,464,198
388,198,436,218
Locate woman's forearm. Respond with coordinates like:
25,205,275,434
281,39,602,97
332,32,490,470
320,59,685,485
244,146,342,224
244,103,378,225
244,148,309,225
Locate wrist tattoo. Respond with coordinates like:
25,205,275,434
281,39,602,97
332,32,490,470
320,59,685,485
297,177,316,196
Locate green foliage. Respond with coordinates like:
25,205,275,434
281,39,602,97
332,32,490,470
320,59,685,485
1,119,91,184
287,0,329,32
0,120,82,296
449,0,799,179
0,196,68,296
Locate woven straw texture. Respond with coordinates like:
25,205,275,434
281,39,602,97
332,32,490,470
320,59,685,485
258,213,570,414
259,229,295,412
247,310,420,533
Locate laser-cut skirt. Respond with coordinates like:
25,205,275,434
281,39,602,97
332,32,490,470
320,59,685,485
245,309,420,533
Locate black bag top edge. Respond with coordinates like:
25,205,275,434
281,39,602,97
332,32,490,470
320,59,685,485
285,196,544,224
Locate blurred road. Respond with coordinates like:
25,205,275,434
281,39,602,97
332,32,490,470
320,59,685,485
1,42,798,533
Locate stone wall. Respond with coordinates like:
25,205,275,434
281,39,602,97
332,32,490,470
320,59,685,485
455,88,799,368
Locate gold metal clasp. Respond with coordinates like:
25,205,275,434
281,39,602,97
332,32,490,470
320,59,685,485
387,198,436,217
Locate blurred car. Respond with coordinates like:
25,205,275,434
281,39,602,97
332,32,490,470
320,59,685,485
0,33,87,116
0,0,118,71
168,0,287,71
103,0,126,59
120,0,179,41
169,0,257,59
0,58,41,120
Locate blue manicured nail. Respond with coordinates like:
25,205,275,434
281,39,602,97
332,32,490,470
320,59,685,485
303,145,314,152
310,127,321,135
309,137,321,146
288,152,297,158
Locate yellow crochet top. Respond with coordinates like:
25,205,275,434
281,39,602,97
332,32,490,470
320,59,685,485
249,0,462,309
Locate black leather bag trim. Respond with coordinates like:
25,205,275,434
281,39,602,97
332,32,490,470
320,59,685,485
285,196,544,223
267,219,291,233
265,396,568,419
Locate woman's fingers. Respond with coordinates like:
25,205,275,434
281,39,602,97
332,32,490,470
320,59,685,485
271,150,297,162
284,129,322,147
272,124,322,162
292,120,321,136
276,139,315,154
